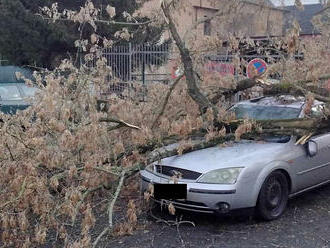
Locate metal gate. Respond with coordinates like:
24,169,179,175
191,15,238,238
98,43,171,98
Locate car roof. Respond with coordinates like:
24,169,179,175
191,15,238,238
236,95,323,109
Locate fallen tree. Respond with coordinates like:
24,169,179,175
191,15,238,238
0,0,330,247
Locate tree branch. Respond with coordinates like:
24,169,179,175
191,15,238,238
92,170,126,248
92,166,119,176
99,117,140,130
161,0,217,116
5,129,35,151
108,170,125,226
288,73,330,85
36,15,153,26
211,73,330,104
152,74,184,129
264,75,330,103
4,143,15,161
211,78,258,104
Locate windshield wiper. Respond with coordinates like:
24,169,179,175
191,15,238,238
263,136,291,143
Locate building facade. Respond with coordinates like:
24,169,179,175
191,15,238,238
171,0,287,41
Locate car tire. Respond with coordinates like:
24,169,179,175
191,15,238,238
256,171,289,221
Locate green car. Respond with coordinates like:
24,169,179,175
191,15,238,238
0,66,39,115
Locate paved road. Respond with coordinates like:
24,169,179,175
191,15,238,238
107,184,330,248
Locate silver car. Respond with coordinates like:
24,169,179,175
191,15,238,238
140,95,329,220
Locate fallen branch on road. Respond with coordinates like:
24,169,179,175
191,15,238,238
92,170,126,248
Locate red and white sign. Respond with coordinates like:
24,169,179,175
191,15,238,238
171,65,184,79
204,62,235,76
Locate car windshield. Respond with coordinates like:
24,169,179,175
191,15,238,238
232,104,301,120
21,84,39,98
0,85,22,100
230,104,301,143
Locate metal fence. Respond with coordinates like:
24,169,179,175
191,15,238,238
96,43,171,98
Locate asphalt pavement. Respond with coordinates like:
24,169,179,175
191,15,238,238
107,183,330,248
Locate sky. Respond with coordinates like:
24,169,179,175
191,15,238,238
271,0,321,6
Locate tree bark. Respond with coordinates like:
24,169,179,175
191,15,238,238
211,78,258,104
211,74,330,104
161,1,217,115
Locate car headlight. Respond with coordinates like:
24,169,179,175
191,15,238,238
197,167,243,184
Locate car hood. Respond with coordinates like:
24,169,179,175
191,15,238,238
160,140,291,174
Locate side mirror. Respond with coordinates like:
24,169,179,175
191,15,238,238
306,140,318,157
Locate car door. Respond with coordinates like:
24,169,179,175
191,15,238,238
292,103,330,191
289,102,330,191
307,133,330,182
290,133,330,191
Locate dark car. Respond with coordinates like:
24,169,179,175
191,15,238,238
0,66,39,114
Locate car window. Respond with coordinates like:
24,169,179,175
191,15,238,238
0,85,22,100
20,84,39,97
232,104,301,120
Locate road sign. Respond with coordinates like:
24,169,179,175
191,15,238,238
247,58,267,79
204,61,235,77
171,64,184,79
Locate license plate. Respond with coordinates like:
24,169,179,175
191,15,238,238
154,184,187,200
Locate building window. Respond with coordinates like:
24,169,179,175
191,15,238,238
204,19,211,36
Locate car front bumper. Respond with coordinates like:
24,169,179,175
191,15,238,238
140,170,247,214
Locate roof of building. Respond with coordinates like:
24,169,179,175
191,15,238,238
284,4,324,35
193,0,287,12
244,0,275,7
0,66,33,84
241,0,289,11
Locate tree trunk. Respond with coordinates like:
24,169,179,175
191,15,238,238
161,1,217,115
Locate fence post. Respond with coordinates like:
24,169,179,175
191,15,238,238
128,43,132,97
142,53,146,101
128,42,132,82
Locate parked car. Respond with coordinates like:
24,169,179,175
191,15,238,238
140,95,328,220
0,66,39,114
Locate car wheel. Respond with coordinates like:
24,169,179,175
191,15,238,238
256,171,289,221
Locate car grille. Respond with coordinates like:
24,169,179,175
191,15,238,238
153,198,214,214
154,165,202,180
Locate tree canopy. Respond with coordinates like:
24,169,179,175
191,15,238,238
0,0,74,68
0,0,162,68
0,0,330,247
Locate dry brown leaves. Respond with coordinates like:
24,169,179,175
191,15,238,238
235,120,253,141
